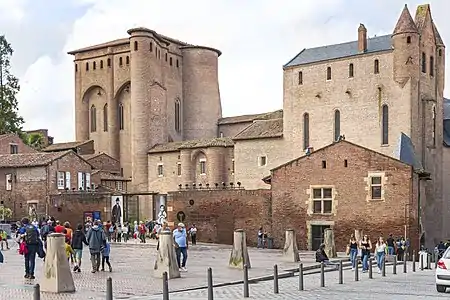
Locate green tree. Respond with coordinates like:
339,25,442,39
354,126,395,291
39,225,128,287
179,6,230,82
0,35,23,135
22,132,45,150
0,206,12,219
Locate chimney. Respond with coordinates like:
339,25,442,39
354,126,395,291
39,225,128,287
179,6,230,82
358,23,367,53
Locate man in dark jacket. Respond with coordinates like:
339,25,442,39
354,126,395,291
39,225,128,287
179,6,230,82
315,243,338,269
71,224,88,272
86,220,106,273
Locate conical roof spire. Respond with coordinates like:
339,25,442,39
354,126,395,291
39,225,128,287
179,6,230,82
393,4,418,35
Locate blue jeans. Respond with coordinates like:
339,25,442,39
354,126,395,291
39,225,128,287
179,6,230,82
350,248,358,268
362,253,369,271
176,247,188,268
387,246,394,255
25,244,38,275
376,252,385,269
257,237,263,248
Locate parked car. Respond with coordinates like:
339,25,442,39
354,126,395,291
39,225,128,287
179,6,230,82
436,247,450,293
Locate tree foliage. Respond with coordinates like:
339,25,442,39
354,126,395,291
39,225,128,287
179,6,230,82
0,206,12,219
0,35,23,135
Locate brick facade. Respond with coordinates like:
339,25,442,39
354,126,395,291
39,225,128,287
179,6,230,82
83,153,121,174
0,134,37,155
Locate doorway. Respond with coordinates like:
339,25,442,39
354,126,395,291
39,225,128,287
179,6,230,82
311,225,331,250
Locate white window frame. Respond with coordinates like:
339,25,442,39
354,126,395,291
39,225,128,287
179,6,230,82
177,162,182,177
369,175,383,200
312,187,333,214
85,173,91,190
57,172,65,190
78,172,84,190
9,143,18,154
65,171,71,190
258,156,267,167
157,163,164,177
115,181,123,191
199,159,206,175
5,174,12,191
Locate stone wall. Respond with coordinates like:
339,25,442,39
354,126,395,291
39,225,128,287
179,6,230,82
167,189,271,246
0,134,37,155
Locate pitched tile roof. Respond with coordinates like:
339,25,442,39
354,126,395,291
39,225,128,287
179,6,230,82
218,110,283,125
414,4,430,31
148,138,234,154
233,118,283,141
0,133,16,141
284,35,392,68
43,140,92,152
92,170,130,181
81,152,119,162
0,151,70,168
393,5,418,35
433,23,444,46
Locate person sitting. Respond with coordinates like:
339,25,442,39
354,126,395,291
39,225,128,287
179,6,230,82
315,243,338,269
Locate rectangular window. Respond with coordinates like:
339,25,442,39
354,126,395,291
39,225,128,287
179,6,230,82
177,162,182,176
157,164,164,177
298,71,303,85
57,171,65,190
231,159,235,174
199,159,206,175
312,187,333,214
65,171,71,189
115,181,123,191
258,156,267,167
10,144,18,154
77,172,84,190
430,56,434,77
370,176,382,200
421,52,426,73
5,174,12,191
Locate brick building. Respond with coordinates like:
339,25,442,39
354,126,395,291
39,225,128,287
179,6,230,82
0,133,37,155
167,140,422,251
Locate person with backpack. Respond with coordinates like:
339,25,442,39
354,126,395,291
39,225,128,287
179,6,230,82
71,224,89,272
86,220,106,273
18,217,40,279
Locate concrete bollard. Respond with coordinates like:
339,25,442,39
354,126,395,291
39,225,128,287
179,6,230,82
369,258,373,279
382,257,386,277
243,264,249,298
154,232,180,279
106,277,113,300
320,262,325,287
162,272,169,300
393,256,397,274
427,253,432,270
207,268,213,300
40,233,75,293
354,260,359,281
338,260,343,284
412,253,416,272
282,229,300,262
229,229,251,269
33,284,40,300
273,264,279,294
420,254,424,271
298,263,304,291
403,258,407,273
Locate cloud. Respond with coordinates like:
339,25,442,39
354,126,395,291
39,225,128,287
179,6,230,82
0,0,26,23
16,0,450,142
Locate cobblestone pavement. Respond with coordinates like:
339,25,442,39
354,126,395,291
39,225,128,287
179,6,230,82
0,240,325,299
145,267,448,300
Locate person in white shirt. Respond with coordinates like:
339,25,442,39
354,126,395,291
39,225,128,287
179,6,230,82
375,237,387,273
189,224,197,245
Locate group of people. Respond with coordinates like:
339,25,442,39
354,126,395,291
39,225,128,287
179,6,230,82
12,216,114,280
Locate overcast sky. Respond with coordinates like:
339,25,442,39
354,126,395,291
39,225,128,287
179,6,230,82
1,0,449,142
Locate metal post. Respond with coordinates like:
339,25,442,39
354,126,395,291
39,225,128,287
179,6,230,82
435,251,438,269
393,256,397,274
106,277,113,300
382,257,386,277
420,253,424,271
207,267,213,300
368,258,373,279
427,252,432,270
403,257,407,273
273,264,279,294
355,259,359,281
162,272,169,300
320,262,325,287
33,284,40,300
243,264,249,298
298,263,304,291
412,253,416,272
338,260,343,284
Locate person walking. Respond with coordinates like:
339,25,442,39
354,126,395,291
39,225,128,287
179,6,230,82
189,224,197,245
86,220,106,273
359,235,372,273
18,217,40,279
173,223,188,272
101,241,112,272
71,224,89,272
386,234,395,256
348,234,358,271
375,237,387,273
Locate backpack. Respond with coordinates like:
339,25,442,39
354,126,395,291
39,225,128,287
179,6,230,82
109,226,114,233
25,225,39,245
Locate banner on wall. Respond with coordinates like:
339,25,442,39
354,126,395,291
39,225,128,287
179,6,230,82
111,196,124,226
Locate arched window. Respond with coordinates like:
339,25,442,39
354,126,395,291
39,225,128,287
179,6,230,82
107,58,111,67
100,60,104,69
103,104,108,132
374,59,379,74
326,67,332,80
86,62,89,71
90,105,96,132
303,113,310,150
421,52,426,73
134,41,138,51
165,53,168,61
170,57,173,66
407,36,411,44
175,99,181,132
334,110,340,141
382,104,389,145
176,59,179,68
150,42,153,52
75,64,78,72
119,57,123,66
93,61,96,70
348,63,354,78
430,56,434,76
126,56,130,65
118,103,124,130
439,49,442,57
298,71,303,85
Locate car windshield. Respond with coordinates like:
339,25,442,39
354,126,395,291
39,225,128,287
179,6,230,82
444,248,450,259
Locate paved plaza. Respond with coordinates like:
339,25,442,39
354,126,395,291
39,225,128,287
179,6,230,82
0,240,447,299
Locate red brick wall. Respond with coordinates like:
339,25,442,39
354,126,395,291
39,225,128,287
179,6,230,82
86,153,120,173
48,152,93,192
167,189,271,246
78,141,95,155
0,134,37,154
271,141,419,252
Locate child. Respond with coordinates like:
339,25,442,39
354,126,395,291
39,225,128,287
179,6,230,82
101,241,112,272
71,224,88,272
65,237,75,262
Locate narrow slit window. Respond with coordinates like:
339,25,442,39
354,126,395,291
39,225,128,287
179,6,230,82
374,59,379,74
349,63,354,78
326,67,332,80
298,71,303,85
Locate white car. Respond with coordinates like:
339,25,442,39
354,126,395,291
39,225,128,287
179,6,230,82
436,247,450,293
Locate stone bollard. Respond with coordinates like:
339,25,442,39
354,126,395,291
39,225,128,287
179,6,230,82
229,229,251,269
154,231,181,279
282,229,300,262
324,229,337,258
40,233,75,293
